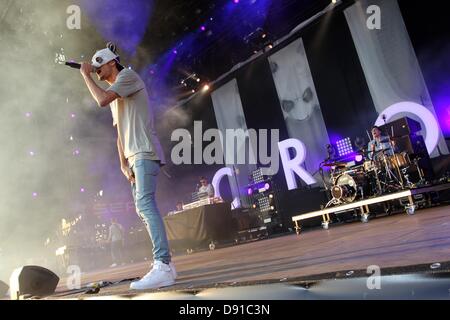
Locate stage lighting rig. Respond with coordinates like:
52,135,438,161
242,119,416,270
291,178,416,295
336,137,353,157
243,27,274,54
180,72,201,92
246,168,281,232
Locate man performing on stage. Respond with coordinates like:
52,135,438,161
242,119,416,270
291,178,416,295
367,126,395,161
79,44,176,290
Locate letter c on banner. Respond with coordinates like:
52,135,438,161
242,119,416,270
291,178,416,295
375,101,440,155
212,167,240,208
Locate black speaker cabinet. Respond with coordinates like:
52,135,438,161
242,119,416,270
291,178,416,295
393,134,428,156
379,117,422,137
9,266,59,300
393,134,434,180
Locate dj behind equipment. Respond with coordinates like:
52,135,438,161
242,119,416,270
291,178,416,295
169,176,223,214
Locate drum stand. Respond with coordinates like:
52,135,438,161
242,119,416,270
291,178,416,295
366,165,383,197
325,197,343,208
401,157,426,188
401,167,416,188
377,152,404,193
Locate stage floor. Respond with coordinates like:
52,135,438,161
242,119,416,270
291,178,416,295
52,204,450,299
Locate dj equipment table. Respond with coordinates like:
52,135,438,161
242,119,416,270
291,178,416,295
163,202,236,252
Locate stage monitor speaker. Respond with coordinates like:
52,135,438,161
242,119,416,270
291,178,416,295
393,134,434,180
379,117,422,138
0,280,9,297
9,265,59,300
232,207,263,231
393,134,428,156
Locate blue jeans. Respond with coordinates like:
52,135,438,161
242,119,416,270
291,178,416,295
130,159,171,264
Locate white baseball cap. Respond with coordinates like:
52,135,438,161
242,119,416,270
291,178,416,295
91,48,119,68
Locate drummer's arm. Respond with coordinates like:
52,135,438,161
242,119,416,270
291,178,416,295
387,138,396,153
368,142,374,160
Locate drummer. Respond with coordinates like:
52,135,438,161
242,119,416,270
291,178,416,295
367,126,395,161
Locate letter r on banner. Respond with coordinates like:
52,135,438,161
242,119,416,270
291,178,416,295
278,138,317,190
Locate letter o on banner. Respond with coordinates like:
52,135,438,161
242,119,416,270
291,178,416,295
375,101,440,155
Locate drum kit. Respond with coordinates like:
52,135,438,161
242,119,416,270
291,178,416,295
323,148,425,208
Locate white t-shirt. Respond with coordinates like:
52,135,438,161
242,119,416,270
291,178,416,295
107,68,165,168
198,184,215,197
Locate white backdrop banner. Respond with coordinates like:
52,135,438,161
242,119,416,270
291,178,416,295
268,38,330,183
344,0,448,156
211,79,257,207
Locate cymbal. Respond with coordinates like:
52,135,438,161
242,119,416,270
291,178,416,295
363,148,392,157
322,162,346,167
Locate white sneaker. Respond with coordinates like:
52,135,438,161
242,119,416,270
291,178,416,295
130,261,175,290
169,262,177,279
144,261,177,279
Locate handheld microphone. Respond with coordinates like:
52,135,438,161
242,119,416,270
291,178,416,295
64,61,98,73
65,61,81,69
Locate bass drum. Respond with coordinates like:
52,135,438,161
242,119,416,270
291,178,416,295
331,171,368,203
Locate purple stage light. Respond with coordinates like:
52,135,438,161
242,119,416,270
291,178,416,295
80,188,85,193
200,25,206,31
25,112,32,117
264,183,270,191
247,188,253,195
32,192,38,197
70,113,76,118
234,0,239,3
173,49,178,55
355,154,363,162
73,150,80,156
